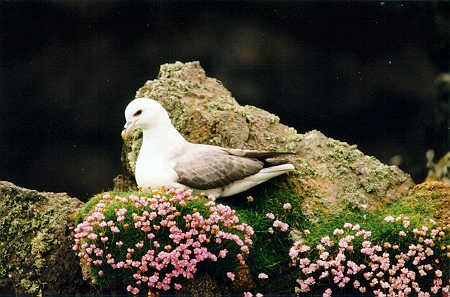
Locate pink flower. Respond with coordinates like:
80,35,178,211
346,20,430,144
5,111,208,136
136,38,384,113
131,287,139,295
283,203,292,210
352,224,361,231
333,228,344,236
256,293,263,297
127,285,139,295
321,236,332,246
174,283,182,290
343,223,352,229
323,288,332,297
241,245,249,254
227,272,235,281
243,292,253,297
268,227,274,234
116,208,127,216
319,252,329,260
435,270,442,277
266,213,275,220
399,230,406,237
98,270,104,277
273,220,289,232
319,271,329,279
384,216,394,223
87,233,98,241
258,273,268,279
218,249,228,258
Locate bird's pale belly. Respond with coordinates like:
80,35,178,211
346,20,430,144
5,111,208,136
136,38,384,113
135,157,179,189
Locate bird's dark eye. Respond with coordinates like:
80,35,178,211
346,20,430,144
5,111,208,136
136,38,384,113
133,110,142,117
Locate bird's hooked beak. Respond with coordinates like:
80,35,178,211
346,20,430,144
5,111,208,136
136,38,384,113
121,120,137,140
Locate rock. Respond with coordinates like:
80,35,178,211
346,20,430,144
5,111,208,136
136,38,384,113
0,181,88,294
413,181,450,225
427,151,450,184
121,61,414,221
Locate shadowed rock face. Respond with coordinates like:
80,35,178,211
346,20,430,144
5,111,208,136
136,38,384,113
121,61,414,221
0,181,86,294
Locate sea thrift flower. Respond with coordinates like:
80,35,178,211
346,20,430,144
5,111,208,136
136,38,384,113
384,216,394,223
322,288,332,297
333,228,344,236
243,292,253,297
343,223,352,229
219,249,228,258
273,220,289,232
289,220,448,297
403,220,410,228
74,190,254,295
227,272,235,281
266,213,275,220
258,273,268,279
352,224,360,231
283,203,292,210
320,251,329,260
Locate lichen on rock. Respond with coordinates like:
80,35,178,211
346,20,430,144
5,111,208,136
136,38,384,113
427,151,450,184
121,61,414,221
0,181,86,294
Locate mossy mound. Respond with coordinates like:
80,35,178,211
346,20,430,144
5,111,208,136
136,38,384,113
74,180,449,296
73,189,254,296
227,179,449,295
0,181,87,294
121,61,414,222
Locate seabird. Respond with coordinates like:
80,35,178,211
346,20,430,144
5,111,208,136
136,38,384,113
121,98,295,197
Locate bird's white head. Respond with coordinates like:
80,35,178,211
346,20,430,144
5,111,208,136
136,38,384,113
121,98,170,140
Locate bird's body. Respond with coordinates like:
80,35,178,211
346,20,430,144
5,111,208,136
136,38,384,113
122,98,295,197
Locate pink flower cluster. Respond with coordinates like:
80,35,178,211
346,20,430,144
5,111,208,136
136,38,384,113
265,212,289,232
290,217,449,297
73,189,254,295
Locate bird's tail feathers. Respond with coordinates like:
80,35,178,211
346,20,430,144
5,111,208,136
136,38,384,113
221,163,294,197
259,163,295,173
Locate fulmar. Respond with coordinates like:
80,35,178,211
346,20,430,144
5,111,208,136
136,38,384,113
121,98,295,197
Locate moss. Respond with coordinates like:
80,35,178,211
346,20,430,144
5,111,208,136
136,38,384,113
74,177,450,296
175,273,220,297
75,190,250,294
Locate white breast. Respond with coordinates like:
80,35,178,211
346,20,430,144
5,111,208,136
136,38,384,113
135,144,179,189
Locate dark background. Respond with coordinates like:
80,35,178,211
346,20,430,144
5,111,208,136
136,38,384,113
1,1,448,201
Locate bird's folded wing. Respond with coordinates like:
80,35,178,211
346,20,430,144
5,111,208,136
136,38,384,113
173,150,264,190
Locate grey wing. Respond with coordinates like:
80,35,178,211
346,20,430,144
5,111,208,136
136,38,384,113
173,150,264,190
